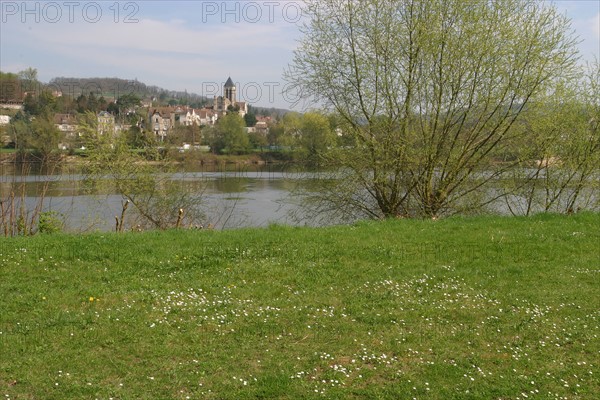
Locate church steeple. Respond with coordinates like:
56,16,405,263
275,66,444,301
224,77,236,103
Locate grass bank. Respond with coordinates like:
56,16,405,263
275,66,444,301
1,213,599,399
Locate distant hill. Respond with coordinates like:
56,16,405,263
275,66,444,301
48,77,208,104
250,105,294,119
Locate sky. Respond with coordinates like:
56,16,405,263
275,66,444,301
1,0,599,110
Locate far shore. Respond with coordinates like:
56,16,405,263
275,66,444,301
0,150,295,166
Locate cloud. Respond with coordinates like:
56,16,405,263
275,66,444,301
591,12,600,36
11,15,296,57
5,12,298,71
578,12,600,61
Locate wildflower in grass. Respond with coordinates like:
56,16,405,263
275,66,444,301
89,297,95,302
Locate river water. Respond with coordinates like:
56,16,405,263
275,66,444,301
2,161,597,233
0,162,315,232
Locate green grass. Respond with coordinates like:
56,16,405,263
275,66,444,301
1,213,599,399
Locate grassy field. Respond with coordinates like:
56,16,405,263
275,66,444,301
0,213,599,399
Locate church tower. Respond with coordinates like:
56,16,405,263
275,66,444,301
224,77,236,104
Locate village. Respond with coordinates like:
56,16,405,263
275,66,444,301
0,76,275,153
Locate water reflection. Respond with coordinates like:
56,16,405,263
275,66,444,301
0,161,312,232
4,161,595,233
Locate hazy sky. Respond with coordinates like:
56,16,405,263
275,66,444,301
1,1,598,109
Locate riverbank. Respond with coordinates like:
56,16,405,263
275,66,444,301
0,149,296,166
1,213,598,398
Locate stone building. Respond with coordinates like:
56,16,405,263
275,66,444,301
213,77,248,117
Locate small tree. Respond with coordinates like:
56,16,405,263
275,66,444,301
12,114,63,162
79,112,206,230
18,67,38,93
125,125,156,149
0,71,22,102
249,131,268,150
505,61,600,215
215,113,250,154
296,111,335,165
244,112,257,127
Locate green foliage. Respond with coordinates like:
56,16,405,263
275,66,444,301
276,112,302,148
75,92,108,114
168,124,200,146
286,0,580,219
124,125,156,149
227,104,241,113
11,114,63,160
249,131,268,149
37,211,64,234
266,120,285,147
212,113,250,154
296,111,335,165
23,91,57,116
503,61,600,215
0,71,22,102
282,112,301,136
116,93,142,111
0,214,598,398
244,111,257,127
18,67,38,93
106,101,119,115
79,112,206,229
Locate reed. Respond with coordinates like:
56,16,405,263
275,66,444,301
0,157,61,236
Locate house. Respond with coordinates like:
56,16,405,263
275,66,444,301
149,108,173,141
254,115,272,135
236,101,248,117
179,108,200,127
167,107,220,128
53,113,80,150
0,115,10,145
197,108,218,126
171,106,188,125
53,113,78,136
97,111,116,135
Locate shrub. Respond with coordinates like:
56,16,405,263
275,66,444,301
38,211,64,234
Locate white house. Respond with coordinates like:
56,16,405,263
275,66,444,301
97,111,116,135
179,108,219,127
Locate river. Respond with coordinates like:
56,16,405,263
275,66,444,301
0,161,316,232
2,161,597,233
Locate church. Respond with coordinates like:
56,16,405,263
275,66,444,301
213,77,248,117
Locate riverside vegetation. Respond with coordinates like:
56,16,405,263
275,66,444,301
0,213,598,399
